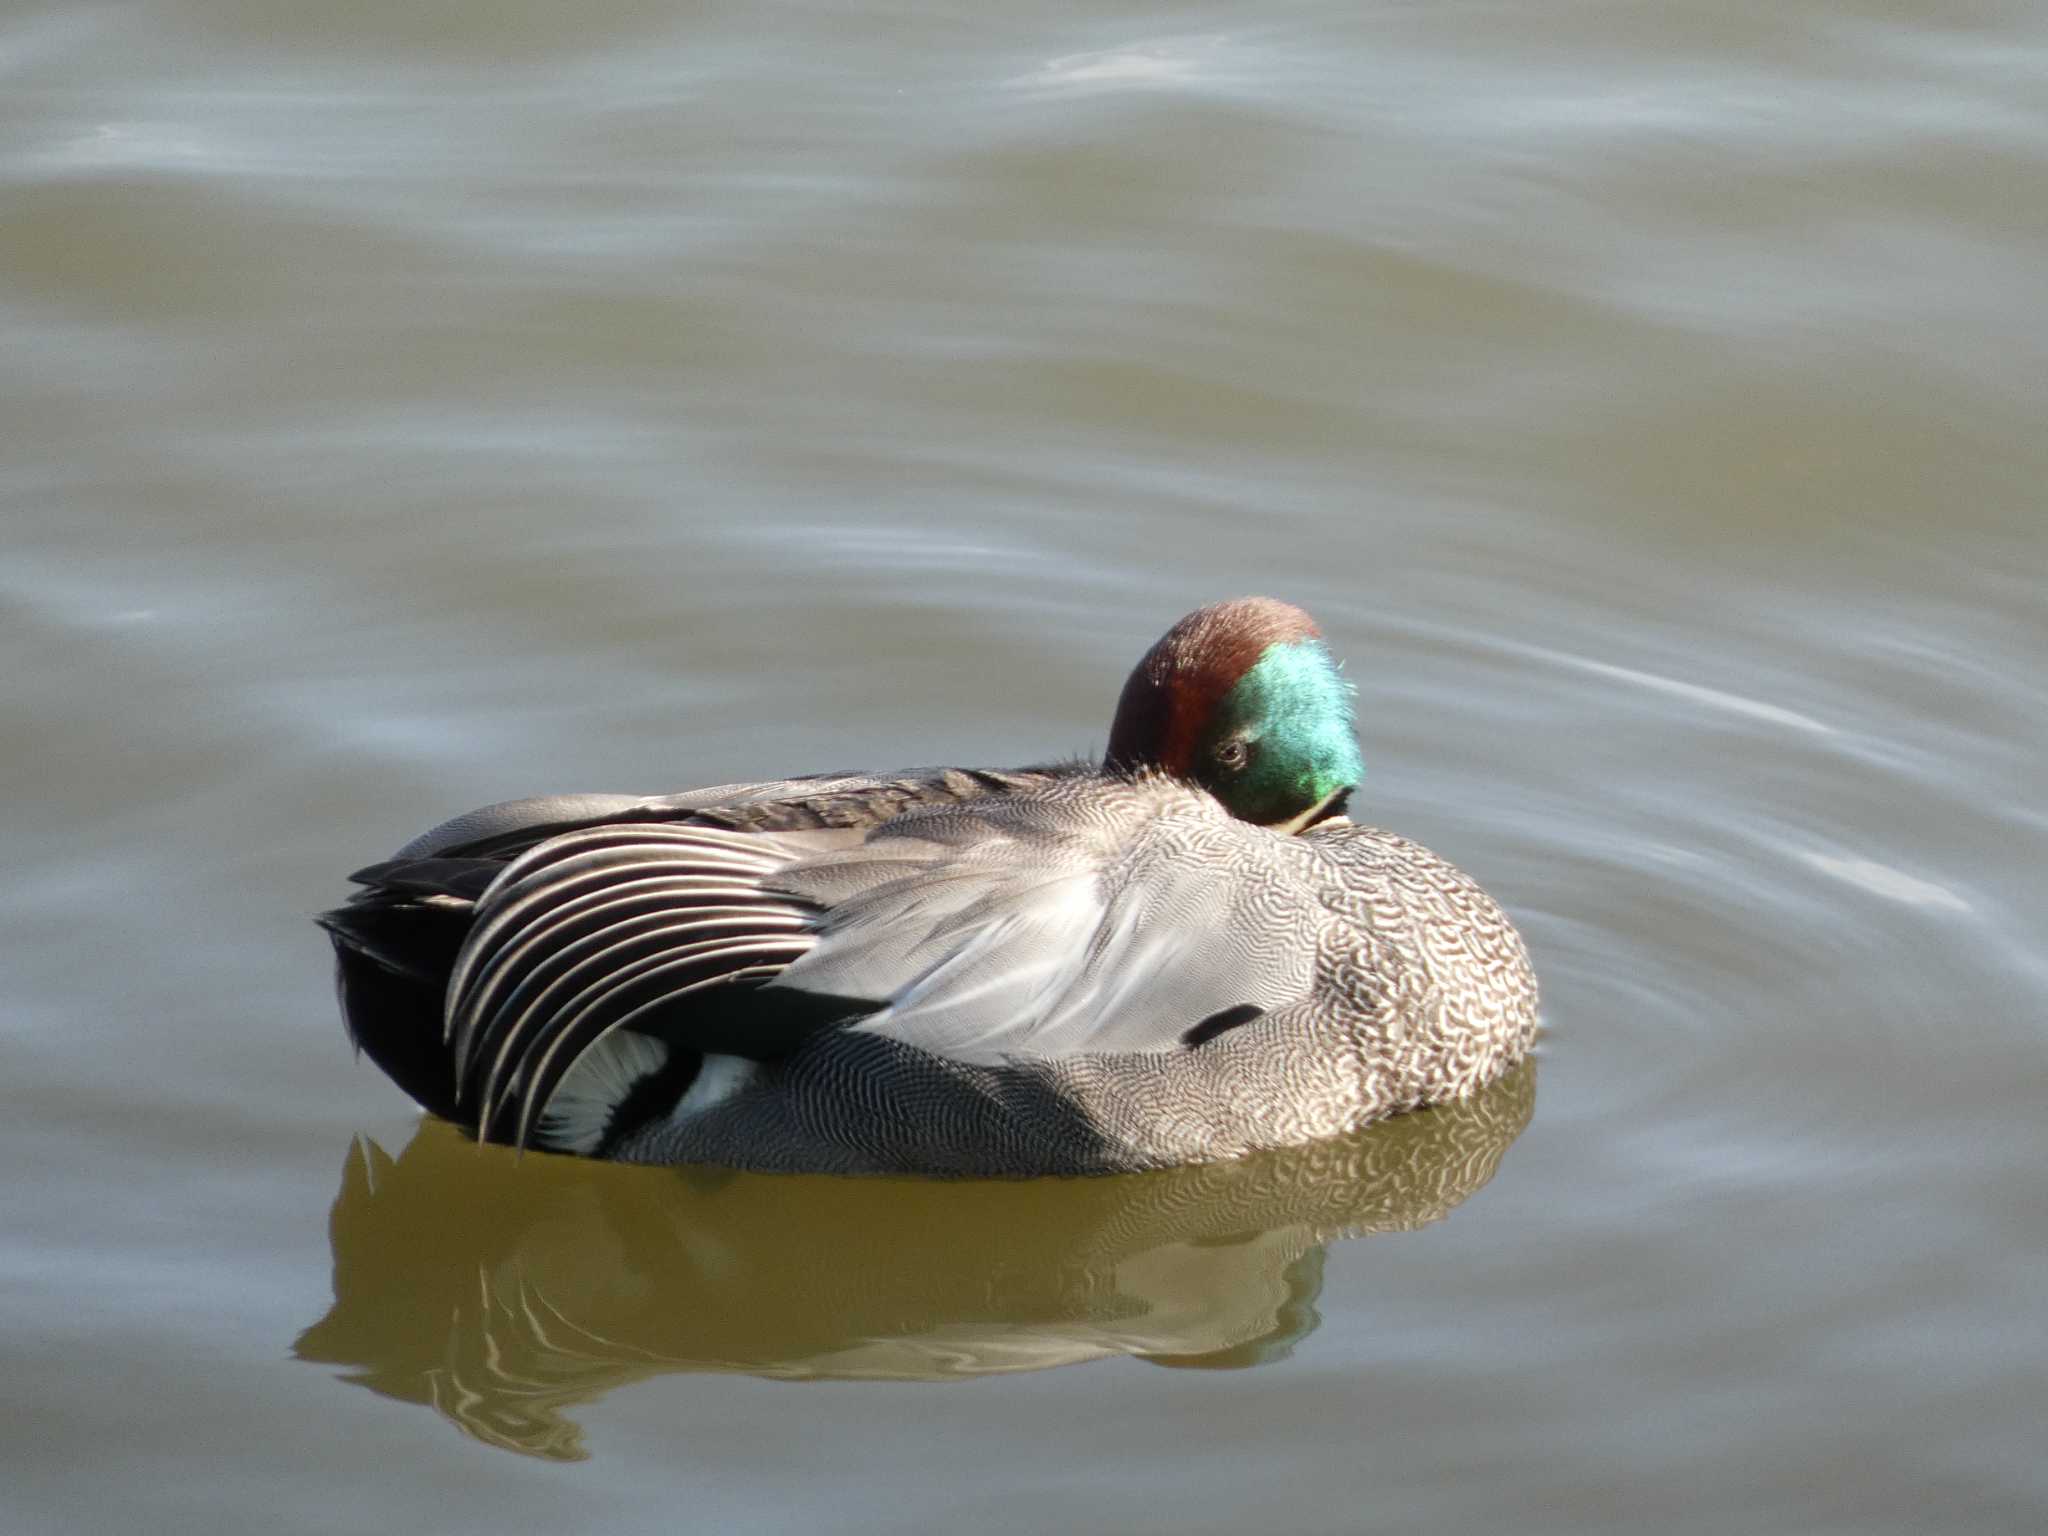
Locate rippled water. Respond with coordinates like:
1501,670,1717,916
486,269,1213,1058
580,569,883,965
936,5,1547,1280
6,3,2044,1532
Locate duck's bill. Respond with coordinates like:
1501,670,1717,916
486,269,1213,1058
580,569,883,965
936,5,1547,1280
1267,786,1354,836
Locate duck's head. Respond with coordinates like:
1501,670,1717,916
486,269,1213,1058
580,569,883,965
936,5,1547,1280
1105,597,1364,832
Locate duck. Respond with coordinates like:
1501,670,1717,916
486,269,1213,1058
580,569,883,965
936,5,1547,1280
318,597,1538,1175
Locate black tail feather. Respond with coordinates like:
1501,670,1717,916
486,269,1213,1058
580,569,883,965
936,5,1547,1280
322,899,473,1130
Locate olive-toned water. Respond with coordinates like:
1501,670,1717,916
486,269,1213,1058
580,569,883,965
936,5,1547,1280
5,3,2044,1532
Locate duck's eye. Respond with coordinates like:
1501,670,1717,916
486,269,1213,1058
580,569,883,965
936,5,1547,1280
1214,737,1252,774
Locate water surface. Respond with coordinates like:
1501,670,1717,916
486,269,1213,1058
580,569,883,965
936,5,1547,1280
4,2,2044,1532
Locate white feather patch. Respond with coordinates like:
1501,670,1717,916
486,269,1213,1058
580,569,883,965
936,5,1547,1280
538,1030,671,1154
665,1053,757,1127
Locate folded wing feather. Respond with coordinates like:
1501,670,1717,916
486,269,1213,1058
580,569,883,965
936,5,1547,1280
772,783,1324,1063
446,777,1328,1146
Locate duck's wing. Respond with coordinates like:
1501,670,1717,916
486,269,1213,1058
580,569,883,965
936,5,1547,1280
330,765,1071,981
438,820,857,1145
325,766,1075,1140
445,778,1328,1150
772,782,1324,1066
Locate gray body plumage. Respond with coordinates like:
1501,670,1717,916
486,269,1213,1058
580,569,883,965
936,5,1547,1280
640,778,1534,1173
326,764,1538,1176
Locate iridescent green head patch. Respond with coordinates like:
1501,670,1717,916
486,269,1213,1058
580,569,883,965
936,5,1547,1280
1192,637,1363,826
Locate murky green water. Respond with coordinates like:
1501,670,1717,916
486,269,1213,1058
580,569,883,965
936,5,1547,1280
5,3,2044,1531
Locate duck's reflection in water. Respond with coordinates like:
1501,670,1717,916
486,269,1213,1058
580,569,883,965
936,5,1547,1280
296,1062,1533,1458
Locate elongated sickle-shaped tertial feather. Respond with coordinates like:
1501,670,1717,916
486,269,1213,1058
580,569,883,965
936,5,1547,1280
470,902,808,1125
505,948,804,1152
444,823,824,1147
446,824,789,1045
455,878,785,1098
